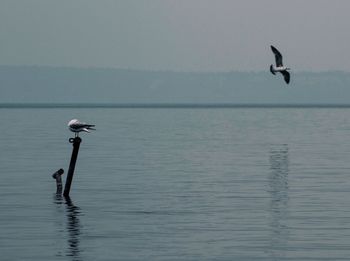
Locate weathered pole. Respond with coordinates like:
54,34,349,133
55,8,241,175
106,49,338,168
63,137,82,197
52,168,64,195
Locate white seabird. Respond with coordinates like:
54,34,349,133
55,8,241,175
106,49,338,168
270,45,290,84
68,119,95,137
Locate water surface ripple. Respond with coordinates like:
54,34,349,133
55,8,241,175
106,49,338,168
1,107,350,260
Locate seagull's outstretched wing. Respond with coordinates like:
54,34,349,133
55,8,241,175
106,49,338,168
271,45,283,67
280,71,290,84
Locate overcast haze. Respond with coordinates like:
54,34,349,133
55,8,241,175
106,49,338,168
1,0,350,72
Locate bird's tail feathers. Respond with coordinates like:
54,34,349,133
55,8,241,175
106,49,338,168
270,65,276,75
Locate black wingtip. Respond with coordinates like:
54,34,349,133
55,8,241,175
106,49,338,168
281,71,290,84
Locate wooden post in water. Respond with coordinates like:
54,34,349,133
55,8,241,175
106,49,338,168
52,168,64,195
63,137,82,197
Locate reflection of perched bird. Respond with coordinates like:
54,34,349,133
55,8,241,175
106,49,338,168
270,45,291,84
68,119,95,137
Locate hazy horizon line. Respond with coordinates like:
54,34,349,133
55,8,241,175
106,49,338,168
2,102,350,109
0,64,349,74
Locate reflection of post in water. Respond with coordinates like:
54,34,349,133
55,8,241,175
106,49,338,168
268,144,289,260
54,195,83,260
65,197,82,260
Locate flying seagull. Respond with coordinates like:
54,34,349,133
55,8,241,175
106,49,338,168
270,45,290,84
68,119,95,137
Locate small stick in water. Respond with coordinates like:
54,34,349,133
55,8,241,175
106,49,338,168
52,168,64,195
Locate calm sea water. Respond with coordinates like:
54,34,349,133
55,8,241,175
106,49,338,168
1,106,350,260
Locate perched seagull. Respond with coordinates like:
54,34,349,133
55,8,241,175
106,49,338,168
270,45,290,84
68,119,95,137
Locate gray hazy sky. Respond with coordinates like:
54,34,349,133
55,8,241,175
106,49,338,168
1,0,350,72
